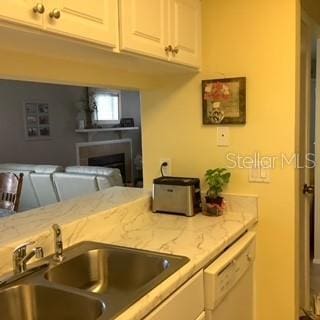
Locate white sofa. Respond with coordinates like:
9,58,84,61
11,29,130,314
0,163,63,211
0,163,123,211
53,166,123,201
65,166,123,188
30,165,63,207
53,172,98,201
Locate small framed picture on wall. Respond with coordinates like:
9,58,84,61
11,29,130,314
202,77,246,125
24,102,51,140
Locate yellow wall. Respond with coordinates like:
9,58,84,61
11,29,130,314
142,0,300,319
0,47,160,89
0,0,300,319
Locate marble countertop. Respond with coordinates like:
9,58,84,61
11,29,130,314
0,187,258,320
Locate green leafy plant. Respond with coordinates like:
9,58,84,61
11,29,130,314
205,168,231,199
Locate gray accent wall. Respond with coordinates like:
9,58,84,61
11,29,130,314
0,80,87,166
0,80,142,170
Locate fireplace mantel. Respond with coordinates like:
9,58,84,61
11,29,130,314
75,127,139,141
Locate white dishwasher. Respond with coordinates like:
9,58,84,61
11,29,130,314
204,231,256,320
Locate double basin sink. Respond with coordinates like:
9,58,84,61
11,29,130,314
0,242,189,320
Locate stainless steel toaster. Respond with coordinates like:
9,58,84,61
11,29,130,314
152,176,202,217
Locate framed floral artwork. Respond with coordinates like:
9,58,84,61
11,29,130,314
202,77,246,125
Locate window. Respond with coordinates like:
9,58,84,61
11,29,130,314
89,88,121,125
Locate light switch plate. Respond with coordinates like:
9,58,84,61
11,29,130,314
248,162,271,183
217,127,230,146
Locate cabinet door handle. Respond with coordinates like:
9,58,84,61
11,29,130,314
172,46,179,55
164,45,173,54
49,8,61,19
33,3,45,14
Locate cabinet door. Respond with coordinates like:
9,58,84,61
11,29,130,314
169,0,201,67
144,271,204,320
44,0,118,48
0,0,43,28
119,0,169,60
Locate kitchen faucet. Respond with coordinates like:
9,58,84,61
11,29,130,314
12,241,44,274
52,224,64,262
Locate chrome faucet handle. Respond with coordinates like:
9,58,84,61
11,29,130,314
14,240,35,250
13,241,35,258
12,241,37,274
34,247,44,259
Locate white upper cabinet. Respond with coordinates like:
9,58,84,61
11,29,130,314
0,1,44,28
44,0,118,48
119,0,169,60
0,0,118,48
120,0,201,68
0,0,201,68
169,0,201,67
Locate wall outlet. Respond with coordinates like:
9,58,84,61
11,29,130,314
159,158,172,176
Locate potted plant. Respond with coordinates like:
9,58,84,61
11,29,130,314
205,168,231,216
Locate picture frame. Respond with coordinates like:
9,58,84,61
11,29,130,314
202,77,246,125
24,102,51,140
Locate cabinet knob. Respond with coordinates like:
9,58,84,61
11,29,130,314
49,8,61,19
33,3,45,14
303,183,314,195
172,46,179,55
164,45,173,54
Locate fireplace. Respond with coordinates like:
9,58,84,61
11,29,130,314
76,139,133,183
88,153,126,183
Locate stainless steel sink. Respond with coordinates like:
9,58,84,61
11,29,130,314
46,246,175,293
0,284,104,320
44,242,189,318
0,242,189,319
